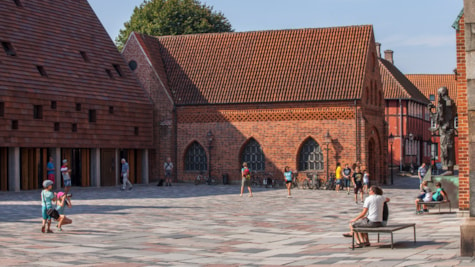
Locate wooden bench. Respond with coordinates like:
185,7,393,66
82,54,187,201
417,200,451,213
352,223,416,250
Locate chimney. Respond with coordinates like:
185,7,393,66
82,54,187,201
375,42,381,58
384,49,394,64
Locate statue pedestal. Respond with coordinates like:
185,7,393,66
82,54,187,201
424,170,459,209
461,218,475,256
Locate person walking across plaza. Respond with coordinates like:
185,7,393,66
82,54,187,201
342,186,389,247
418,163,427,185
351,166,364,204
46,157,55,184
240,162,253,197
164,157,174,186
362,169,370,194
342,163,352,195
61,159,72,195
284,166,293,198
41,180,56,233
121,158,133,191
335,162,342,192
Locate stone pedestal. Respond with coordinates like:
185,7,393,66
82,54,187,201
461,218,475,256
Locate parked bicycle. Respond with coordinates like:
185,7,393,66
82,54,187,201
195,172,218,185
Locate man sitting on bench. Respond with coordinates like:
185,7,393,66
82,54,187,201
342,186,390,248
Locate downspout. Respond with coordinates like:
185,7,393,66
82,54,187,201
173,106,178,182
399,99,403,171
355,100,358,162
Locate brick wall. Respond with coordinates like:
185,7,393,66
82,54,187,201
456,14,469,210
122,34,176,181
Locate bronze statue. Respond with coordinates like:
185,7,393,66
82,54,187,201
427,86,457,175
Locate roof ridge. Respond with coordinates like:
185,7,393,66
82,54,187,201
153,24,373,39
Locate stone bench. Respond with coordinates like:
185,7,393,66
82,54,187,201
352,223,416,249
417,200,451,213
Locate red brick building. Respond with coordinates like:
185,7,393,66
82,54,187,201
406,74,458,171
379,48,431,175
0,0,153,191
123,25,388,184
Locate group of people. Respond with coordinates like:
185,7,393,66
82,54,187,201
335,163,370,204
41,158,73,233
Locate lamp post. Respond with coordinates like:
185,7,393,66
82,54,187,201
408,133,414,174
207,130,214,179
388,133,394,185
323,131,331,180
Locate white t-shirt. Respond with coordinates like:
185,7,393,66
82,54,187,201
363,194,385,222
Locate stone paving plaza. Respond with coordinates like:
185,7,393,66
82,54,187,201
0,175,474,267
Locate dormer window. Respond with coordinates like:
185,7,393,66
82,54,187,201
13,0,23,7
2,42,16,56
36,65,47,77
105,69,113,79
113,64,123,77
80,51,89,62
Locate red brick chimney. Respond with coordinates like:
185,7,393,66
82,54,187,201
375,42,381,58
384,50,394,64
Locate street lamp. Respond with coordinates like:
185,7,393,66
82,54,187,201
323,131,331,180
408,133,414,174
388,133,394,185
207,130,214,178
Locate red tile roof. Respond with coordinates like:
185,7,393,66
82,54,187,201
135,25,375,105
379,58,430,104
0,0,151,104
406,74,457,102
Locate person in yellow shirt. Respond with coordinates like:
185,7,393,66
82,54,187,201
335,162,342,192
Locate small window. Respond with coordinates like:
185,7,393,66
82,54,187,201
89,109,96,123
54,122,60,132
36,65,47,77
72,123,77,132
2,42,16,56
128,60,137,71
134,127,139,136
75,103,81,111
113,64,123,77
79,51,89,62
33,105,43,119
105,69,114,79
12,120,18,130
0,102,4,117
109,106,114,114
51,101,56,109
429,94,435,101
13,0,23,7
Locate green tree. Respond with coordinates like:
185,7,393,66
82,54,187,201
116,0,233,50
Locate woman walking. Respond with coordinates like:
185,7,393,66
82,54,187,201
284,166,293,198
240,162,253,197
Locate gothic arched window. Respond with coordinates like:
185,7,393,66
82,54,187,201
298,138,324,171
241,138,265,171
184,142,207,171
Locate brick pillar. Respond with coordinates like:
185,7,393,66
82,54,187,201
461,0,475,256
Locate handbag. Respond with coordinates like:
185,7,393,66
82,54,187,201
42,191,60,220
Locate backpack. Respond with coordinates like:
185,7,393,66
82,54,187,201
383,202,389,222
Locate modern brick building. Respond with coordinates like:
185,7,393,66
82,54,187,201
0,0,153,191
378,48,431,176
406,74,458,171
123,25,388,184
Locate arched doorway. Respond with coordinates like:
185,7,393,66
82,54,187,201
368,138,380,184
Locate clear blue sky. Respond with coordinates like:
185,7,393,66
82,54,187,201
88,0,462,74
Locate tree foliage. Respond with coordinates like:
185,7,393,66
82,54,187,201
116,0,233,50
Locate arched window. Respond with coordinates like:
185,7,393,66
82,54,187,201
298,138,324,171
241,138,265,171
184,142,207,171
